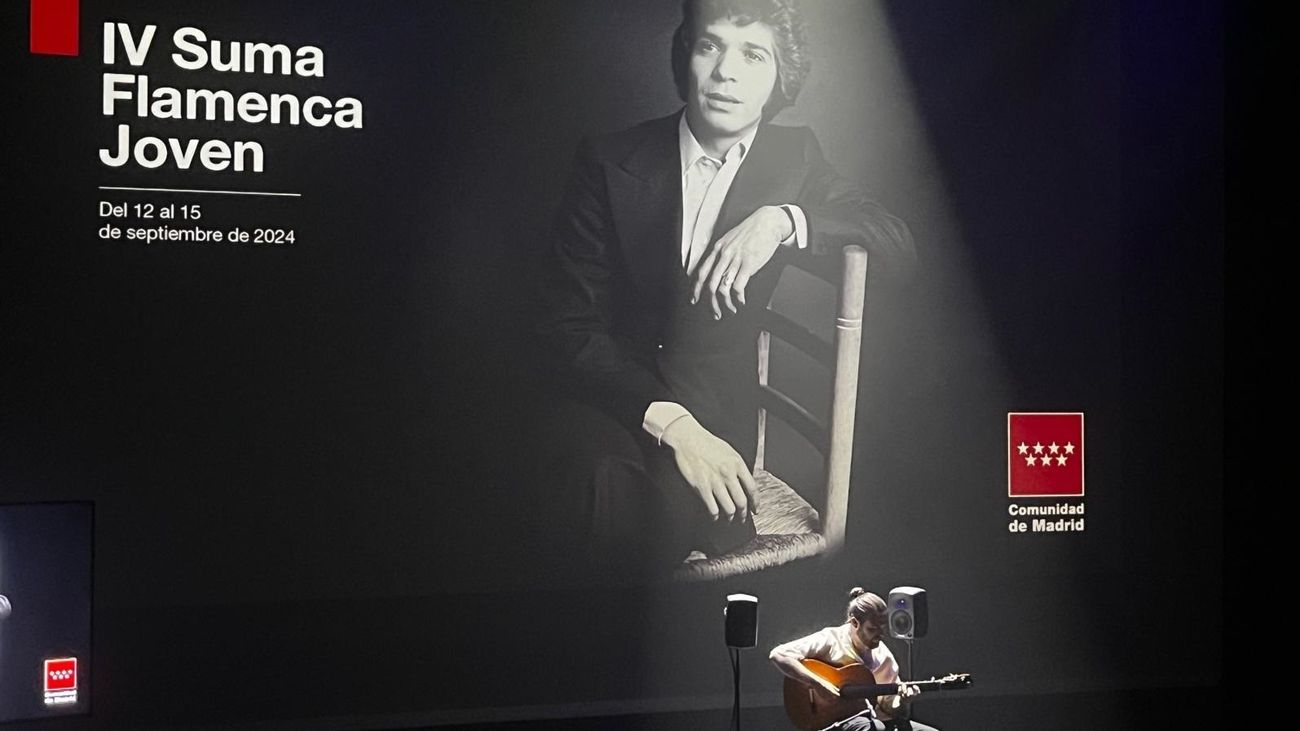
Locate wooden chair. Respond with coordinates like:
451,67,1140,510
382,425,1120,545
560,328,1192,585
675,245,869,581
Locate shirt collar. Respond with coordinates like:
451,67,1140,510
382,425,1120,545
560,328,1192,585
678,112,759,178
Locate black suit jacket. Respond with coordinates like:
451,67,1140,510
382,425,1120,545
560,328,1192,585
538,112,914,460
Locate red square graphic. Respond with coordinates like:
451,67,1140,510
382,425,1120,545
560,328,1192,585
1008,412,1084,497
30,0,80,56
44,658,77,692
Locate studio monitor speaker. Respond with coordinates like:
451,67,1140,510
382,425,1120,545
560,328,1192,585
887,587,928,639
724,593,758,648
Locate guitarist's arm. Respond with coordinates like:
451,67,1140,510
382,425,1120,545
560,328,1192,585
769,646,842,696
876,689,904,720
871,652,920,720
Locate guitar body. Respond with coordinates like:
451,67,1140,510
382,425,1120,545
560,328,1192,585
783,660,877,731
783,660,973,731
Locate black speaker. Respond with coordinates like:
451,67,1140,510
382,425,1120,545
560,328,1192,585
887,587,928,639
724,593,759,648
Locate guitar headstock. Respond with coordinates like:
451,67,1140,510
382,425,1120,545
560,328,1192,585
938,672,972,689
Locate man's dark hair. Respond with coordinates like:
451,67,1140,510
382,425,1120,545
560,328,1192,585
846,587,887,626
671,0,811,121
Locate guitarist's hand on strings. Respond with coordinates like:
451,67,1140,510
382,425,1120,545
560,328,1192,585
877,681,921,719
769,646,846,700
811,677,842,699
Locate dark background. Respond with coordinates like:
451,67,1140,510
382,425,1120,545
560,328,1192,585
1,0,1221,728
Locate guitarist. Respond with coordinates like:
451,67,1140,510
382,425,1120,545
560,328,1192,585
770,588,940,731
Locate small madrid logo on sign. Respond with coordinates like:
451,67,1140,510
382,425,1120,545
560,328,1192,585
1007,412,1084,497
43,657,78,705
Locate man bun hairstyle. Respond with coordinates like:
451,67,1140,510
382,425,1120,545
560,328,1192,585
671,0,812,121
846,587,887,625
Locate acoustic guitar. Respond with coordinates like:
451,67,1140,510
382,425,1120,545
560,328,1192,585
783,659,972,731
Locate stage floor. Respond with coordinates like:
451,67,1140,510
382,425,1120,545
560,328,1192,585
418,686,1219,731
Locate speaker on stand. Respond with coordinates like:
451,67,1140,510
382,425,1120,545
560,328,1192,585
724,594,758,731
888,587,928,680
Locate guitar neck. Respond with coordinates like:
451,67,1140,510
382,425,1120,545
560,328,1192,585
840,678,948,699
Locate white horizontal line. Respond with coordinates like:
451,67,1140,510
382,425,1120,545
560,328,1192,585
98,186,301,197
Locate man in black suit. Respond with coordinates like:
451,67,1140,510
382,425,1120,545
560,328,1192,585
536,0,914,573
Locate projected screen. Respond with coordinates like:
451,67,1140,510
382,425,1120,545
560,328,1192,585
2,0,1220,727
0,503,93,723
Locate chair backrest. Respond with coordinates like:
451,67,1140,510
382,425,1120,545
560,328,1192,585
755,245,868,553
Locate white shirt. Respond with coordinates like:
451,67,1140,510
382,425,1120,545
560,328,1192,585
770,624,901,685
641,114,809,443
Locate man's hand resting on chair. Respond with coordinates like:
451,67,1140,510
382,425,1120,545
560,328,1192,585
661,414,760,522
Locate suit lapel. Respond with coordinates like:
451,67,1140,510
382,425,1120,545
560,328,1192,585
712,125,808,244
607,114,682,307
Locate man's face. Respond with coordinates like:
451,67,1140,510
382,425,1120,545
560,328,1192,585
853,617,885,652
685,16,779,144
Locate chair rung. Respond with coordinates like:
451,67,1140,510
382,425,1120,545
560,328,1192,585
759,385,828,451
760,311,833,367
